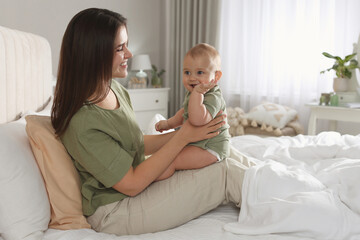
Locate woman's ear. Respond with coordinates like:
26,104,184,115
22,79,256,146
214,70,222,83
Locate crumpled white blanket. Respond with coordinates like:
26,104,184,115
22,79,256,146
224,132,360,240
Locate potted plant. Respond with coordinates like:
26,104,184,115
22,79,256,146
320,52,359,92
151,64,165,88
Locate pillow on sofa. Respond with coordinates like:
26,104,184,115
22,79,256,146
25,115,90,230
0,117,50,240
245,102,297,129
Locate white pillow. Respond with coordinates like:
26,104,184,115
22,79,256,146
245,102,297,129
146,114,175,135
0,117,50,239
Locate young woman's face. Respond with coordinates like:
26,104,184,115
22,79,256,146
182,54,217,92
112,26,132,78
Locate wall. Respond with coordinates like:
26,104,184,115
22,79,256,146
0,0,167,82
1,0,360,136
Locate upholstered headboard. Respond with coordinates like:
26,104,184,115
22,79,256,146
356,33,360,95
0,26,52,124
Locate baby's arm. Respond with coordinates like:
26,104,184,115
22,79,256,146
156,108,184,132
188,81,217,126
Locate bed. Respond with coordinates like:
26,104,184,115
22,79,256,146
1,26,360,240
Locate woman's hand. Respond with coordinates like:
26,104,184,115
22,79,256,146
177,111,226,144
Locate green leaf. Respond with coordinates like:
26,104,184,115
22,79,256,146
345,60,359,70
344,68,352,79
152,64,158,72
322,52,336,58
158,69,165,77
320,67,334,74
349,59,359,67
322,52,342,61
344,53,357,62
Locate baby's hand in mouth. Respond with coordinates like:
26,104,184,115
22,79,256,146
193,80,216,94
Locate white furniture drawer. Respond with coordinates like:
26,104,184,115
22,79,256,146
127,88,169,132
336,91,360,103
129,90,167,111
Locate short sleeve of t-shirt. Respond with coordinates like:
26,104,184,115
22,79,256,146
203,86,223,119
74,123,134,188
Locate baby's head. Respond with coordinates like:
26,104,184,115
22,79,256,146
183,43,222,92
186,43,221,70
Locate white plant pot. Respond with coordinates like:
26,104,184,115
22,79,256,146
333,77,348,92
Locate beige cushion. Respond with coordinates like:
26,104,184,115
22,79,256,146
25,115,90,230
245,102,297,129
244,126,296,137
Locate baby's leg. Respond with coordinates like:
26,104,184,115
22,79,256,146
156,146,217,181
156,161,176,181
174,146,218,170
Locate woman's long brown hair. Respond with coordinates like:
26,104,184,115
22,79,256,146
51,8,127,136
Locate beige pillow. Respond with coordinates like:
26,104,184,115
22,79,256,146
245,102,297,129
244,126,296,137
25,115,90,230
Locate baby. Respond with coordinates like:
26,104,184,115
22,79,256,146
155,43,230,180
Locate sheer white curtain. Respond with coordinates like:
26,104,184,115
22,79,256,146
219,0,360,129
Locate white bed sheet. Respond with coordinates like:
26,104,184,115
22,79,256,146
0,204,312,240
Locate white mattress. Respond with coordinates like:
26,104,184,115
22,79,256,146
40,203,313,240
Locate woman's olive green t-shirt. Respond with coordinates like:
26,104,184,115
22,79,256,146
61,80,145,216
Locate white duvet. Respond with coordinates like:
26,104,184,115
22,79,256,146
225,132,360,239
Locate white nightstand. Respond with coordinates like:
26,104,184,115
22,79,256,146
127,88,170,132
306,102,360,135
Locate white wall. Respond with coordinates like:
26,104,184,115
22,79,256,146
0,0,167,82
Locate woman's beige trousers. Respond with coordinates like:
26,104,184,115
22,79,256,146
87,147,256,235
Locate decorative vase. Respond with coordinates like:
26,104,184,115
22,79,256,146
333,77,348,92
319,93,331,105
151,76,162,88
330,93,339,106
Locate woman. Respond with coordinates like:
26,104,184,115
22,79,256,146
51,8,252,235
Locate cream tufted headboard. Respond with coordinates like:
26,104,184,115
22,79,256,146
356,33,360,95
0,26,52,124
